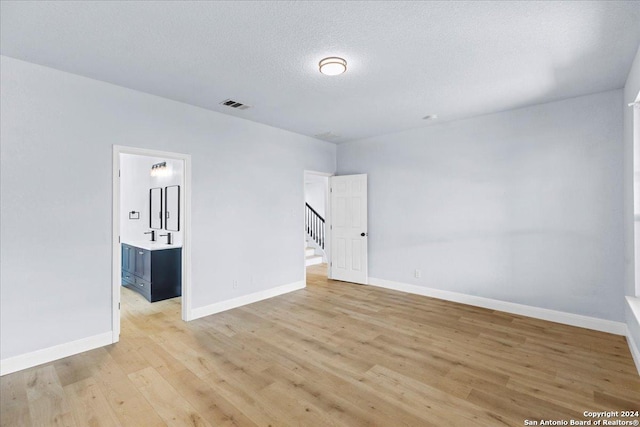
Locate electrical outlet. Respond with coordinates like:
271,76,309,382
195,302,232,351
233,280,238,289
414,269,421,278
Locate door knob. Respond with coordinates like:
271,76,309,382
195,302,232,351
361,232,367,237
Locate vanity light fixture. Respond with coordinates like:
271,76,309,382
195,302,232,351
150,161,168,177
319,57,347,76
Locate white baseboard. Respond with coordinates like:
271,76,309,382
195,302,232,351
305,256,323,267
626,297,640,375
0,332,113,376
627,327,640,376
368,277,627,336
191,280,306,320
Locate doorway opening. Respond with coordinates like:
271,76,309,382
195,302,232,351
303,172,369,286
304,171,331,283
112,146,192,343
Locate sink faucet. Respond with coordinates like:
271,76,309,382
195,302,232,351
143,230,156,241
159,232,172,245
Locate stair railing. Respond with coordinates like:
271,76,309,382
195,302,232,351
305,203,325,250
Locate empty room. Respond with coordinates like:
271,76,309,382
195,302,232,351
2,1,640,426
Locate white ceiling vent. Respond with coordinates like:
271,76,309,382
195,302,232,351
314,131,341,141
220,99,251,110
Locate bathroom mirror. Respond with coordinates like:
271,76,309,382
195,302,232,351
149,187,163,229
165,185,180,232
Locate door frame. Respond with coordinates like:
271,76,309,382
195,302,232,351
303,170,333,282
112,145,193,343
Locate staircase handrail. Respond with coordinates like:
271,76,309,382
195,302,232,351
305,203,325,250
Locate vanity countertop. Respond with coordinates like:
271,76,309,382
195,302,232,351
122,240,182,251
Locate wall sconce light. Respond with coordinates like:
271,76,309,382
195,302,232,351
319,57,347,76
150,161,169,177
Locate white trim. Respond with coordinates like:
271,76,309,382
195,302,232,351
628,296,640,321
627,327,640,376
368,277,627,336
112,147,121,342
303,170,334,178
183,149,193,321
191,280,305,320
112,145,194,340
305,255,323,266
0,332,112,376
627,296,640,375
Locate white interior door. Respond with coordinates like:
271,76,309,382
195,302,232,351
330,174,368,284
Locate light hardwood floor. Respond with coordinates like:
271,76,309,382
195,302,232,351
2,264,639,426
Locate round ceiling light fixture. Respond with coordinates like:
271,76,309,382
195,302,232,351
319,57,347,76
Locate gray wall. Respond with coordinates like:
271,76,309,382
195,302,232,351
0,56,336,360
338,90,624,321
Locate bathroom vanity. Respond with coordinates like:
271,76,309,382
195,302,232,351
121,241,182,302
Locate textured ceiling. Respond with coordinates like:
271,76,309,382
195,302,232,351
2,1,640,143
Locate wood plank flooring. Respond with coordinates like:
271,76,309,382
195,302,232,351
2,264,639,426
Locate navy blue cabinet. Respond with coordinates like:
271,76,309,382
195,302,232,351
121,245,135,286
134,248,151,281
121,243,181,302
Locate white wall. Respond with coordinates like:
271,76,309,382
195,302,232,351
0,56,336,361
304,174,327,218
338,90,624,322
120,154,184,246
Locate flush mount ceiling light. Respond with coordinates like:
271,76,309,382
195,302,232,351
422,114,438,121
319,57,347,76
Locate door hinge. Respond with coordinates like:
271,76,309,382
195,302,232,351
119,169,121,177
118,302,121,310
118,236,121,243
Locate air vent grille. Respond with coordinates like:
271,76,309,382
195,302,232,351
314,131,341,141
220,99,251,110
